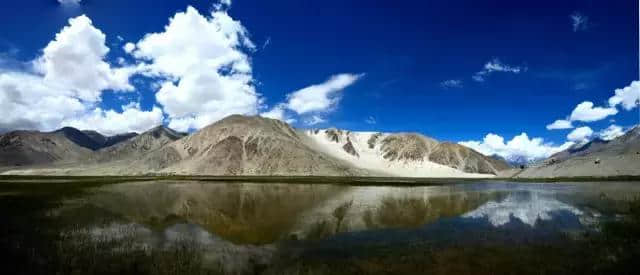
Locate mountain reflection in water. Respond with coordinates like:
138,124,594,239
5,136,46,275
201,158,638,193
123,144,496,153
51,180,640,274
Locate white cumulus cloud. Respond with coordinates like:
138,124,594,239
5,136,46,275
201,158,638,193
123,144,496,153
0,72,85,131
34,15,135,102
608,81,640,111
285,73,363,115
130,6,261,132
123,42,136,54
62,103,164,136
598,125,625,141
567,126,593,143
0,15,147,134
569,101,618,122
459,133,573,162
546,119,573,130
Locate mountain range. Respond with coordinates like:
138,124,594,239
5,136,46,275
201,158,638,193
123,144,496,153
515,126,640,178
1,115,638,178
0,115,509,177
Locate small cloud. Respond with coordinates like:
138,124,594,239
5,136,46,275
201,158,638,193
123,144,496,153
214,0,232,10
567,126,593,143
117,35,124,42
260,104,296,124
472,74,486,82
472,59,525,82
58,0,81,5
440,79,463,89
569,101,618,122
608,81,640,111
573,82,589,91
123,42,135,54
304,115,326,126
262,37,271,50
570,12,589,32
546,119,573,130
285,73,364,115
598,125,624,141
365,116,376,125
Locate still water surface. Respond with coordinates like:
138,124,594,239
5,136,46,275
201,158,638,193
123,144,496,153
49,180,640,273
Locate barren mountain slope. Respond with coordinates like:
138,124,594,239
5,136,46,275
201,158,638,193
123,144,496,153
82,130,139,149
429,142,511,174
304,129,508,177
55,127,137,150
132,115,371,176
517,126,640,178
0,130,92,167
91,126,186,163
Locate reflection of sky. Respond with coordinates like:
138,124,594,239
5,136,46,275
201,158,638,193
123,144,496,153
462,192,583,227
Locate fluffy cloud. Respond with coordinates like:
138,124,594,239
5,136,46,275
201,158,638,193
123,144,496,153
569,101,618,122
285,73,363,115
567,126,593,143
0,15,144,134
130,6,260,132
570,12,589,32
608,81,640,111
598,125,625,141
440,79,462,89
0,72,85,131
472,59,524,82
547,81,638,131
62,103,164,136
546,119,573,130
459,133,573,162
123,42,136,54
34,15,134,102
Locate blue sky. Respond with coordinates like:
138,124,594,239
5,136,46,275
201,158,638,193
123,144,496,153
0,0,638,160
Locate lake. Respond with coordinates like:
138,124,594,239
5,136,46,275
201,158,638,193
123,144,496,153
2,178,640,274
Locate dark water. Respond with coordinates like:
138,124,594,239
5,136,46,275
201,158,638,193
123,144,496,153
3,180,640,274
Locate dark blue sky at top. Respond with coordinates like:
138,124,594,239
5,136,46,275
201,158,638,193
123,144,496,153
0,0,637,143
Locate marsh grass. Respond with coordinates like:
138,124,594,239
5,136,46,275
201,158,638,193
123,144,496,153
0,179,221,275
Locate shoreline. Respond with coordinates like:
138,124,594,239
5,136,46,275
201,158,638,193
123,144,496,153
1,174,640,186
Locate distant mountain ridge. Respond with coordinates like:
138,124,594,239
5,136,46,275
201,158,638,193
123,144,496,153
304,128,510,176
0,129,92,167
55,127,138,151
516,126,640,178
0,126,138,167
0,115,511,177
